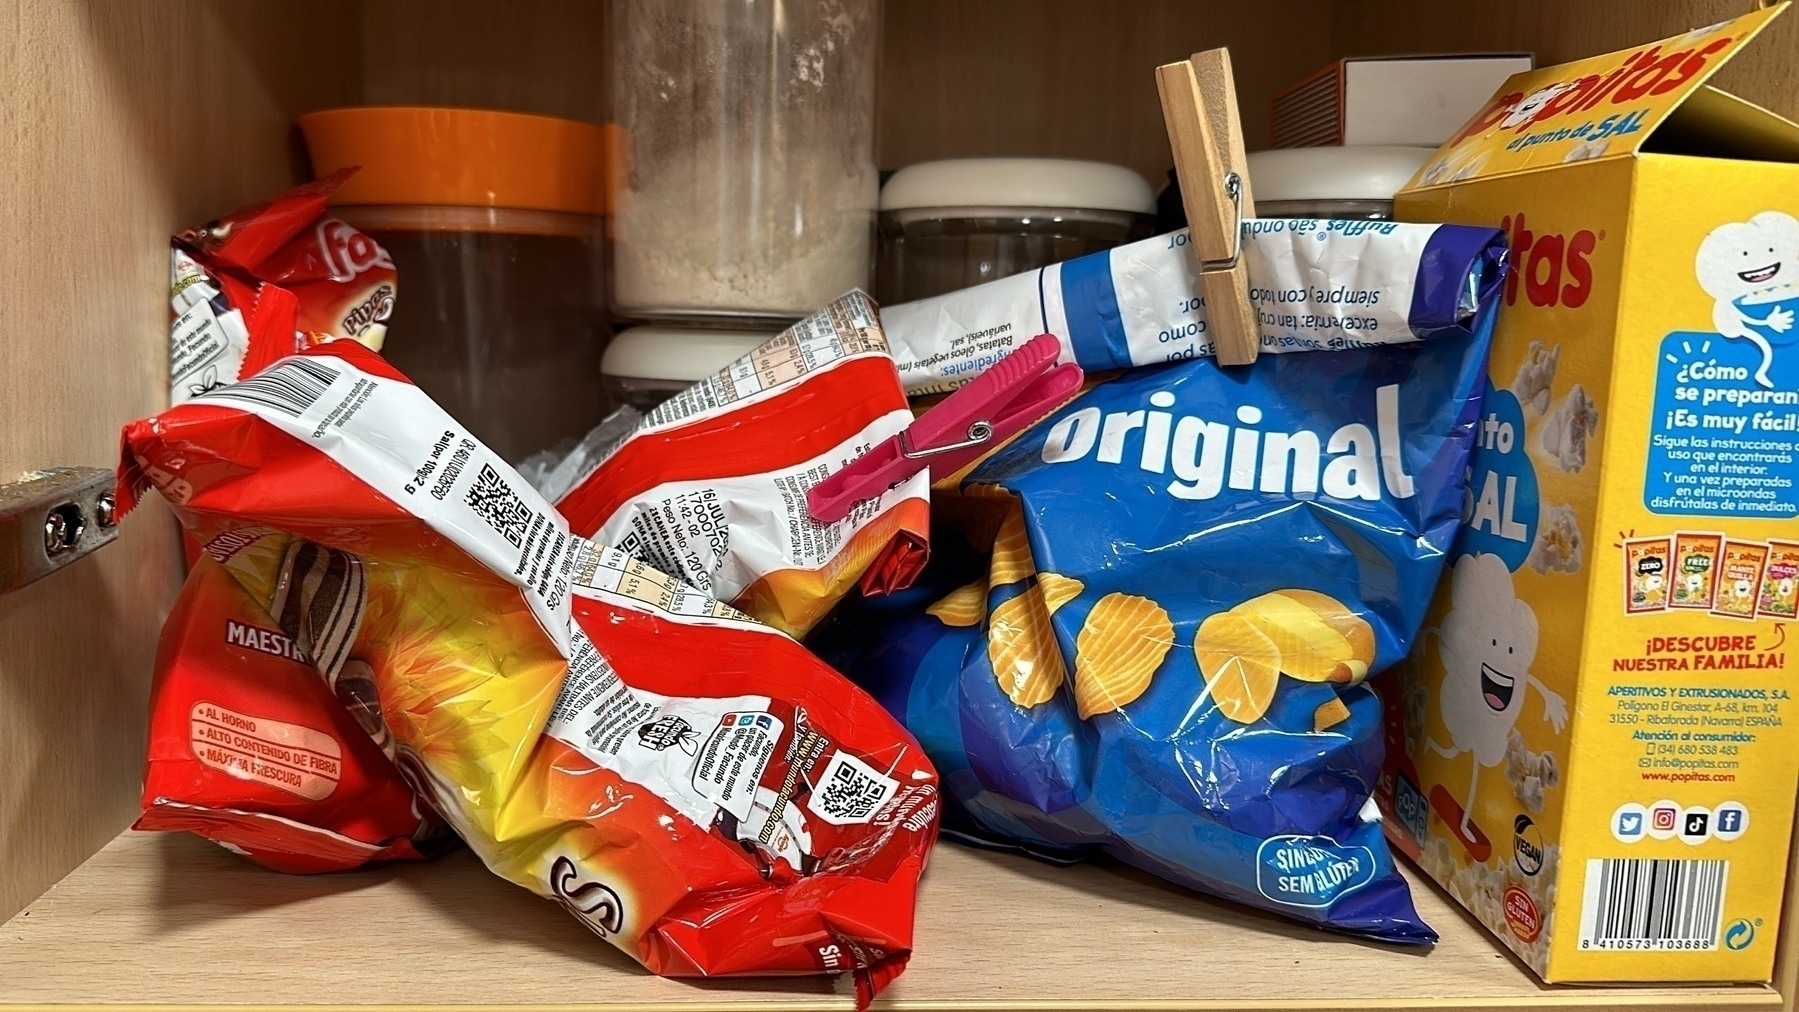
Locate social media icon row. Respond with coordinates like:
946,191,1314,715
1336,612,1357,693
1613,800,1749,844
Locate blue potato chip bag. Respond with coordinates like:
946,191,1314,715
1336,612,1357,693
822,226,1502,944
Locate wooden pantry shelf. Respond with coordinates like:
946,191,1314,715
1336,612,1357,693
0,831,1779,1012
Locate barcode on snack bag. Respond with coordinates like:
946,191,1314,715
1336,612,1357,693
465,464,533,549
807,750,899,826
1579,858,1728,951
201,357,340,417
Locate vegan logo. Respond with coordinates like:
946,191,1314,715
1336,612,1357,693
1513,814,1545,875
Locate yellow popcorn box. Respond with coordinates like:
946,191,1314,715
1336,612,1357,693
1381,4,1799,984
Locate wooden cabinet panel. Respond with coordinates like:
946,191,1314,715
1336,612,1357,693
0,0,358,922
878,0,1336,185
359,0,607,125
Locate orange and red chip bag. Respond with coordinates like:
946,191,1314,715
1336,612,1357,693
170,168,394,404
556,292,929,637
528,546,938,991
138,550,445,873
119,338,938,1004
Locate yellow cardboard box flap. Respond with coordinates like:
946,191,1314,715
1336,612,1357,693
1406,3,1795,190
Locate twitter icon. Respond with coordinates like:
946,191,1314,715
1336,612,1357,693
1613,803,1648,843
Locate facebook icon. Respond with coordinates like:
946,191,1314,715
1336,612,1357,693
1715,802,1750,841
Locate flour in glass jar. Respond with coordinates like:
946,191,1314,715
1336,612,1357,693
608,0,879,321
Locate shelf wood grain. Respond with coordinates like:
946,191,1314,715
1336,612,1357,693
0,831,1779,1011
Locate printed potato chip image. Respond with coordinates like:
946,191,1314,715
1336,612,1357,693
989,585,1065,708
1073,593,1173,719
1232,591,1357,683
1314,697,1352,732
1273,589,1377,671
989,506,1036,586
1194,612,1282,724
1038,573,1085,615
927,579,988,627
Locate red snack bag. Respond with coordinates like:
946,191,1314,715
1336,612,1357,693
138,545,445,873
534,545,938,997
556,292,930,637
119,339,938,1004
169,169,395,403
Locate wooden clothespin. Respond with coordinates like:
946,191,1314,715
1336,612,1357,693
1157,49,1259,366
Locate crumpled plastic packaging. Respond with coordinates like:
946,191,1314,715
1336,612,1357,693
555,292,930,637
121,335,939,1005
814,222,1508,945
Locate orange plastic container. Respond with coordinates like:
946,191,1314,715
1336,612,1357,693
300,107,613,464
300,106,607,215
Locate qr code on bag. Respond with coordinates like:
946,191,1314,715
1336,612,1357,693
466,464,533,548
807,751,899,826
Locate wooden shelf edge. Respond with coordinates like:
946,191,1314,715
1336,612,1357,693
0,998,1782,1012
0,831,1782,1012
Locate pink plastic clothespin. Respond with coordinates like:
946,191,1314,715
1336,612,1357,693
806,333,1083,524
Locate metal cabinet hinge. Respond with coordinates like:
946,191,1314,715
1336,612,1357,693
1,467,120,595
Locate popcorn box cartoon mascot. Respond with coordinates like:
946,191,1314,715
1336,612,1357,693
1381,5,1799,984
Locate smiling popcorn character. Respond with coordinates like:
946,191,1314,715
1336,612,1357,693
1429,553,1567,842
1390,7,1799,984
1696,211,1799,388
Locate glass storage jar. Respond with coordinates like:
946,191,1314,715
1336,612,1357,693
601,326,776,412
607,0,880,325
300,107,612,464
875,158,1156,304
1245,146,1434,219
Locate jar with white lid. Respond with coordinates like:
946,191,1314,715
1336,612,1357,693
876,157,1157,304
1245,146,1435,220
601,326,777,411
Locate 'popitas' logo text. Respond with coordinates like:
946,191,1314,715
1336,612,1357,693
1501,213,1600,310
1453,31,1737,144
